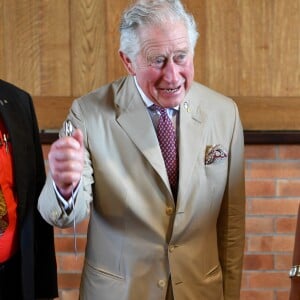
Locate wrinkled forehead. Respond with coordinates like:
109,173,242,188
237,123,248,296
137,21,191,54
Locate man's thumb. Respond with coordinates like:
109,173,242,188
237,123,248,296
72,128,84,149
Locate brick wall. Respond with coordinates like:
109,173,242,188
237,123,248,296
42,144,300,300
242,145,300,300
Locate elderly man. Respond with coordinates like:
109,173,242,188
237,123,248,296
38,1,245,299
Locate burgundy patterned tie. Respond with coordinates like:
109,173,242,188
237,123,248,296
153,105,178,199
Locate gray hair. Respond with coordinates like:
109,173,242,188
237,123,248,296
119,0,199,61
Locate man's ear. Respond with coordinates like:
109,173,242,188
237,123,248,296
119,51,135,75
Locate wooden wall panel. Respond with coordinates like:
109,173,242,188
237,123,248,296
0,0,300,131
272,1,300,96
70,0,107,95
205,0,241,95
182,0,207,84
105,1,128,82
39,0,71,96
33,96,72,130
235,97,300,130
193,0,300,98
239,0,273,96
2,1,41,93
1,0,71,95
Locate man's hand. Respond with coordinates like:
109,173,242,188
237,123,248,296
48,129,84,199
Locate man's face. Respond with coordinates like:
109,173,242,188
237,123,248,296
121,21,194,108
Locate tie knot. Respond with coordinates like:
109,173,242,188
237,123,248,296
152,104,167,116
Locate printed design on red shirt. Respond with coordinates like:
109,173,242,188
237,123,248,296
0,187,8,235
0,119,18,262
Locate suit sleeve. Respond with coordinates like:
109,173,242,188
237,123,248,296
38,98,94,228
217,102,245,300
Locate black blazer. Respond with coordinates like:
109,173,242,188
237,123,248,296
0,80,58,299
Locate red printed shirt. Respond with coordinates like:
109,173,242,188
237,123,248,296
0,118,18,262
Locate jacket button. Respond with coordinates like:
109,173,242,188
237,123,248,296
165,206,174,216
157,279,166,288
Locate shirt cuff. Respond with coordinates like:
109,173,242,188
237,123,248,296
52,178,81,211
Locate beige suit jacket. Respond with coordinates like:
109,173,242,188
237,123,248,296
38,76,245,300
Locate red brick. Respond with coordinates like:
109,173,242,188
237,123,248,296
240,290,274,300
245,145,277,160
241,272,248,288
250,162,300,178
276,217,297,233
54,217,89,235
247,271,290,288
58,273,82,289
249,199,299,215
246,217,274,234
248,236,294,252
244,237,249,252
243,254,274,270
275,254,293,270
59,290,80,300
278,180,300,197
277,290,290,300
42,144,51,160
245,162,251,179
56,254,84,272
279,145,300,159
246,180,276,197
54,236,87,252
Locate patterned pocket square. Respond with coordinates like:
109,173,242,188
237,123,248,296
205,144,228,165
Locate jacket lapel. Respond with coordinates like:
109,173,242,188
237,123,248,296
115,77,207,199
115,77,171,192
177,89,207,203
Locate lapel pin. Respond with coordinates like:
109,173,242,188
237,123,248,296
183,101,191,112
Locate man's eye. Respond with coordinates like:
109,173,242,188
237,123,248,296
150,57,165,68
174,53,187,63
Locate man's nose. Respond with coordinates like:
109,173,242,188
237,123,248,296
163,60,180,83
